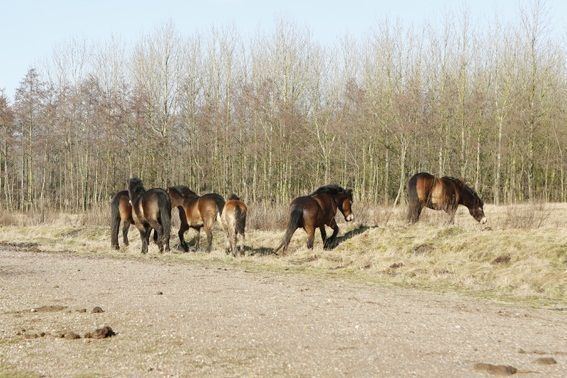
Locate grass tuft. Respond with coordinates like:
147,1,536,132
0,202,566,306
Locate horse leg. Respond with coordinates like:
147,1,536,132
319,226,327,248
177,221,190,252
122,220,130,246
408,202,423,224
412,204,424,223
148,220,164,253
111,217,121,250
325,219,340,249
446,207,457,225
224,230,232,255
305,225,316,249
231,229,238,257
416,205,423,222
205,226,213,253
194,227,201,251
238,232,246,256
137,225,149,254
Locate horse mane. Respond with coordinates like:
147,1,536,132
311,184,348,196
168,185,198,198
228,193,240,201
128,177,145,194
442,176,482,206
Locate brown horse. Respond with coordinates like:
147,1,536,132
221,194,247,256
407,172,486,224
274,184,354,254
110,190,133,249
166,186,225,252
110,190,158,250
128,177,172,254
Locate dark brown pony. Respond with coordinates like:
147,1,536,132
110,190,133,249
274,184,354,254
166,186,225,252
221,194,247,256
407,172,486,224
128,177,172,254
110,190,158,250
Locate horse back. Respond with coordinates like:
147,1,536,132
222,199,247,231
118,194,133,223
312,193,338,222
408,172,435,203
291,194,332,227
135,188,170,222
422,176,459,209
438,177,461,205
166,187,188,208
197,193,225,217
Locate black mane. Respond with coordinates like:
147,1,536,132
311,184,347,195
169,185,198,198
228,193,240,201
128,177,145,199
443,176,482,206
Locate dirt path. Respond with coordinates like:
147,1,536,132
0,249,565,377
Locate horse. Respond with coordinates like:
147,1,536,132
110,190,158,250
127,177,172,254
166,186,225,252
221,194,247,256
406,172,487,224
110,190,133,249
274,184,354,255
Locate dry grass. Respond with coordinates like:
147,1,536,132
0,202,566,306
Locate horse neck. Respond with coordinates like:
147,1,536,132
460,187,476,208
310,193,332,209
326,193,341,212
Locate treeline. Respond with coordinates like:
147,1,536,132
1,5,567,212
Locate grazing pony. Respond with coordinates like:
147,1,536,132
166,186,225,252
407,172,486,224
110,190,133,249
274,184,354,254
221,194,247,256
127,177,171,253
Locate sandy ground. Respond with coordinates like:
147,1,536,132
0,249,565,377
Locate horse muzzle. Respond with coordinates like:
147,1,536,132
345,214,354,222
480,217,487,224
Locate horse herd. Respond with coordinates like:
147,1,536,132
110,173,487,256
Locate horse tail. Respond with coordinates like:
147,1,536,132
274,206,302,254
158,192,172,245
110,193,121,249
234,204,246,235
210,193,226,221
228,193,240,201
407,174,420,223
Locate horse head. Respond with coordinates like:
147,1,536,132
127,177,145,202
463,186,486,224
338,188,354,222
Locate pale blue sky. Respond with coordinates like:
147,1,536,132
1,0,566,99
